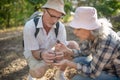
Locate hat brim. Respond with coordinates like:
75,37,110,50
69,19,101,30
42,5,66,15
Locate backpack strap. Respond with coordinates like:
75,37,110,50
54,22,59,38
23,17,40,48
33,17,59,38
34,17,40,37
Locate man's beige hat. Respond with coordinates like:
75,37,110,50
42,0,66,15
70,6,101,30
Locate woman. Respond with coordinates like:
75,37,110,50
54,7,120,80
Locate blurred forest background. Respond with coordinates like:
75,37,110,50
0,0,120,80
0,0,120,30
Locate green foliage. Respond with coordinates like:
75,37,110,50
62,0,73,22
0,0,32,29
94,0,120,18
0,0,120,30
111,15,120,31
62,14,71,23
0,0,14,29
29,0,47,5
28,0,47,11
92,0,120,31
112,22,120,31
64,0,73,14
0,0,37,29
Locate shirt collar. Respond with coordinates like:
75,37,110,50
37,16,44,28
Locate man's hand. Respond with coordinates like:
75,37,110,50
55,51,64,63
41,50,56,64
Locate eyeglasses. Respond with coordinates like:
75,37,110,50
46,9,63,19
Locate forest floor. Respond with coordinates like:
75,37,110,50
0,24,79,80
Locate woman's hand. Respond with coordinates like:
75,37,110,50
55,42,73,60
53,59,77,71
53,59,69,71
55,42,68,52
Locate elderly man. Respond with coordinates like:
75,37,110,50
23,0,79,79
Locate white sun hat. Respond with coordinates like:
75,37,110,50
42,0,66,15
69,6,101,30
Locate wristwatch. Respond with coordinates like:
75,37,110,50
39,51,43,60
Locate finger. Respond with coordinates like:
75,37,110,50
55,47,61,52
46,55,56,60
60,67,66,71
47,53,56,58
56,53,64,58
56,52,64,55
58,42,65,46
53,63,61,66
55,55,64,60
45,59,54,63
55,44,62,48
